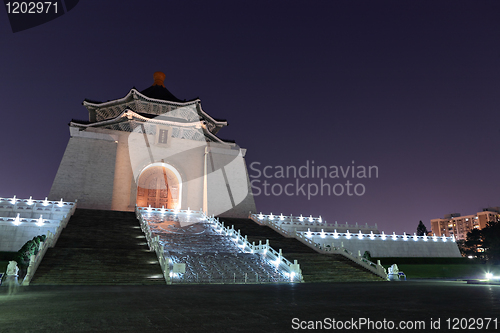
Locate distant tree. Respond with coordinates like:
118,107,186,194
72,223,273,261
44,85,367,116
416,221,429,236
481,221,500,263
465,228,484,259
463,222,500,263
455,239,468,257
456,239,479,258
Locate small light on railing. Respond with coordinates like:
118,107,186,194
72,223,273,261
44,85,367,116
13,213,21,226
346,230,351,239
413,233,418,241
423,234,428,241
306,228,312,238
160,206,166,214
269,213,274,220
333,229,339,239
299,214,304,222
358,231,363,240
36,215,44,227
392,232,397,241
43,197,49,206
258,212,264,220
318,215,323,223
309,215,313,222
381,231,387,240
442,235,447,242
433,234,438,242
320,229,326,239
27,196,34,205
370,231,375,240
403,232,408,241
187,207,191,215
58,199,64,207
10,195,17,205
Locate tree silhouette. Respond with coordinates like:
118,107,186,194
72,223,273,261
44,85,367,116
464,221,500,263
416,221,429,236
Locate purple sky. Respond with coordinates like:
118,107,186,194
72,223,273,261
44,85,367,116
1,1,499,234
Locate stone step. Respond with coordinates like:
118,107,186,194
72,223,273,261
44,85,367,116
30,209,165,285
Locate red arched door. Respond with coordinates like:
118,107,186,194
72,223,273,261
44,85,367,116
136,165,171,208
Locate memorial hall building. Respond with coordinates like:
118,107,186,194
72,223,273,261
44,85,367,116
48,72,256,218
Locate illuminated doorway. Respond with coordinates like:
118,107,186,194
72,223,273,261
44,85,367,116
136,163,181,209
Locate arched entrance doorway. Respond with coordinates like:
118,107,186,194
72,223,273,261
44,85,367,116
136,163,182,209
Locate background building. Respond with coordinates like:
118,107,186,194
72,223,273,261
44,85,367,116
431,207,500,240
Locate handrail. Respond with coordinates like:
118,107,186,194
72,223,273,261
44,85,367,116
250,212,388,280
250,212,378,230
207,214,301,280
250,213,454,242
293,231,387,279
22,201,77,285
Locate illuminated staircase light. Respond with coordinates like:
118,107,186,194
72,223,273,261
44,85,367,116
13,213,21,226
36,215,44,227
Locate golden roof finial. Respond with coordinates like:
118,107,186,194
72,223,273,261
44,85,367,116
153,71,166,87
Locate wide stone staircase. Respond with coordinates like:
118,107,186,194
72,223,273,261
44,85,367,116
30,209,165,285
219,218,385,282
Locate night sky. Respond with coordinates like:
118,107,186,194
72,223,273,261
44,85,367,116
1,1,499,234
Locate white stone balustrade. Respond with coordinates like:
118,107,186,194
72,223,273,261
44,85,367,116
252,211,461,260
208,215,302,281
21,200,77,285
250,212,379,234
300,230,455,243
0,196,77,252
0,196,76,220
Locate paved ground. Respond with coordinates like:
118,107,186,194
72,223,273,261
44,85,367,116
1,281,500,332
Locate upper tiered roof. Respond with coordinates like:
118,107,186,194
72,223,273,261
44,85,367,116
79,72,227,136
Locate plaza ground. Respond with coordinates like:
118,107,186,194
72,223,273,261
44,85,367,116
1,281,499,332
